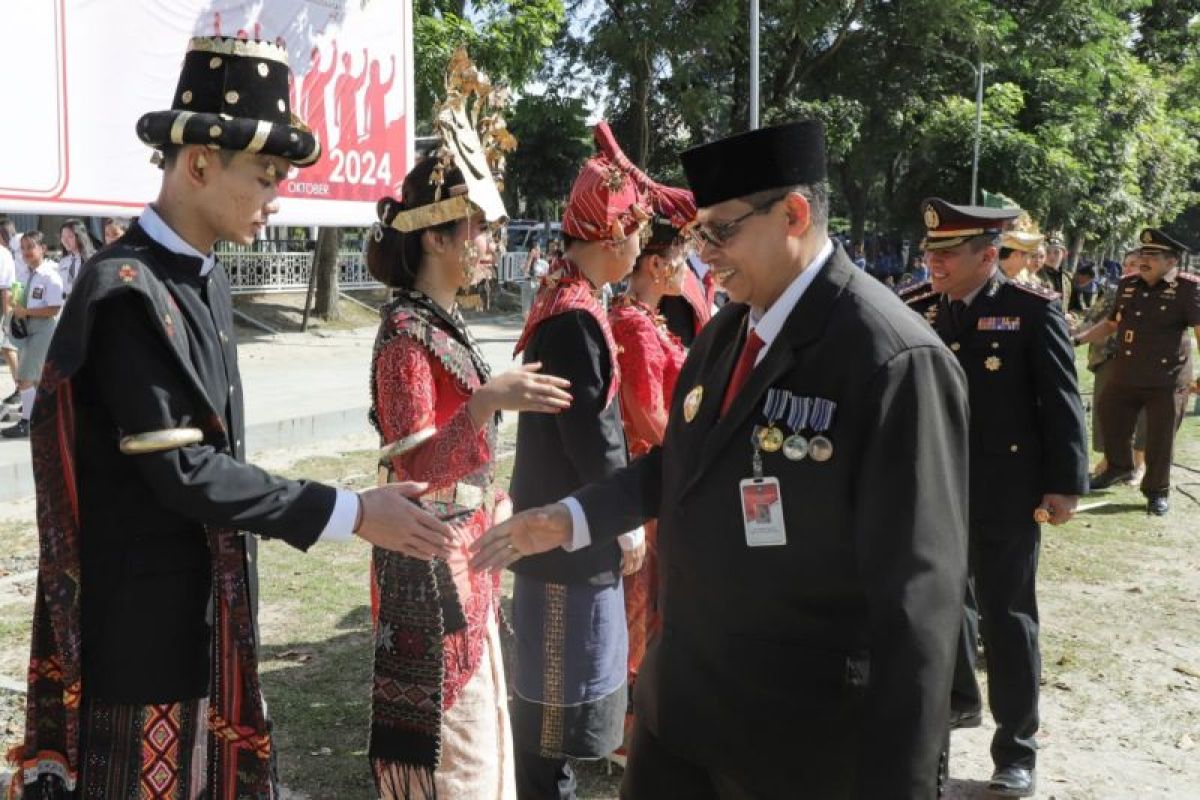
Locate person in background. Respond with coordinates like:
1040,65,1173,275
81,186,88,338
522,244,550,317
58,218,97,299
103,217,131,244
997,230,1044,286
2,232,63,439
0,234,18,412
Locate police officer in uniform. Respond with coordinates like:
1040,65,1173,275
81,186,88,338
1080,228,1200,515
904,198,1089,797
1038,231,1071,306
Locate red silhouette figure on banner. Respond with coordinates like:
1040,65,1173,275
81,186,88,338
334,49,369,151
302,42,338,155
363,55,396,152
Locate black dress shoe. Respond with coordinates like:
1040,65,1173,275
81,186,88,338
1,418,29,439
1089,469,1133,491
1147,494,1169,516
949,707,982,730
988,765,1035,797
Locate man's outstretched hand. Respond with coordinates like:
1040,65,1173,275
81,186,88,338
469,502,573,571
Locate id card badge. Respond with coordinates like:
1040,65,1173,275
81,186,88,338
739,476,787,547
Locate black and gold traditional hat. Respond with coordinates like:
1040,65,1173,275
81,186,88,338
920,197,1021,250
1134,227,1189,255
137,37,320,167
680,120,826,208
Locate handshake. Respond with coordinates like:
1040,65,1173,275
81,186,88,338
354,483,573,566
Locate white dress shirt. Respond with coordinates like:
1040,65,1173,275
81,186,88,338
138,205,357,542
562,237,835,551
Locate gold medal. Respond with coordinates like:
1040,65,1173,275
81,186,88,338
683,385,703,422
758,425,784,453
782,434,809,461
985,356,1002,372
808,435,834,462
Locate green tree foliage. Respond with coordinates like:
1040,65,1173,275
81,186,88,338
413,0,566,130
504,93,593,219
555,0,1200,254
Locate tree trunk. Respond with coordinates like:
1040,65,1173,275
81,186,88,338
313,226,342,321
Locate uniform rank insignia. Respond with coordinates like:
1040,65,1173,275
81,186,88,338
977,316,1020,331
683,385,703,422
118,264,138,283
985,356,1002,372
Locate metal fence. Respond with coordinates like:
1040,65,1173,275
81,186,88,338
217,240,382,294
216,240,530,294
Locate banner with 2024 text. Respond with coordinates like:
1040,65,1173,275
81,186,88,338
0,0,413,226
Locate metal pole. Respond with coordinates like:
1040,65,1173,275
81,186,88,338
970,60,984,205
749,0,760,130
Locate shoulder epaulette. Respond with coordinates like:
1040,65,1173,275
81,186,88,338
1009,281,1060,302
1176,271,1199,284
898,280,932,299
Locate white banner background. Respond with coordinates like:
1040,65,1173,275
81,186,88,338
0,0,414,226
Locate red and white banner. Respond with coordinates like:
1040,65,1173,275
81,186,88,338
0,0,414,226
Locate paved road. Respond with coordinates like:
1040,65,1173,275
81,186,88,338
0,312,526,502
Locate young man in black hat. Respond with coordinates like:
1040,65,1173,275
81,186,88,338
1078,228,1200,515
474,120,971,798
905,198,1089,797
8,37,458,800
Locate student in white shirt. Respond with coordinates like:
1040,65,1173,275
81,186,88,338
57,218,97,299
2,232,64,439
0,243,18,409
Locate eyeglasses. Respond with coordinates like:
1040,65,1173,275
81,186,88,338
688,192,788,249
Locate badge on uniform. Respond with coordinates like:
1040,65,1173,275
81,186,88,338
756,389,837,463
683,385,703,422
32,287,44,300
985,356,1002,372
977,316,1020,331
739,476,786,547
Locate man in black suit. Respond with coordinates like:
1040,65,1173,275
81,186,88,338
475,121,970,798
905,198,1088,797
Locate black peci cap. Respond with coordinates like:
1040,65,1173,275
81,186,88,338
680,121,826,208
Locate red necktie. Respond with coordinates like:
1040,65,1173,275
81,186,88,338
720,329,765,415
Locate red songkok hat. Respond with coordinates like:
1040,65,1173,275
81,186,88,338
561,122,695,242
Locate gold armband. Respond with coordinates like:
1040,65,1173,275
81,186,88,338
119,427,205,455
378,427,437,463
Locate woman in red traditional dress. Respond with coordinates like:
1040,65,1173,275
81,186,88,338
607,219,689,748
364,143,572,797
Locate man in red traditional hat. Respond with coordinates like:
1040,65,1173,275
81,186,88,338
506,122,692,799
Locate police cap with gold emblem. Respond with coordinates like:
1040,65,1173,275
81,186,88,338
1134,227,1190,255
680,120,826,208
137,37,321,167
920,197,1020,250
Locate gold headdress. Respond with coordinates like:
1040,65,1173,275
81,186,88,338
389,47,516,233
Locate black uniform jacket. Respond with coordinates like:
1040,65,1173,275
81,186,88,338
572,246,970,798
56,224,335,704
509,309,626,585
905,273,1089,525
1107,270,1200,388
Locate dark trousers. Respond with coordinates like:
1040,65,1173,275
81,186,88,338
620,719,767,800
950,577,982,713
1100,381,1187,495
954,522,1041,770
516,749,576,800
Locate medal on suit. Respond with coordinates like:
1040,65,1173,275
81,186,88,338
683,385,703,422
757,388,789,453
985,355,1002,372
782,395,811,461
808,398,837,462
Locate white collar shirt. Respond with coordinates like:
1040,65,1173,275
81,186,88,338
746,237,835,365
139,205,217,277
